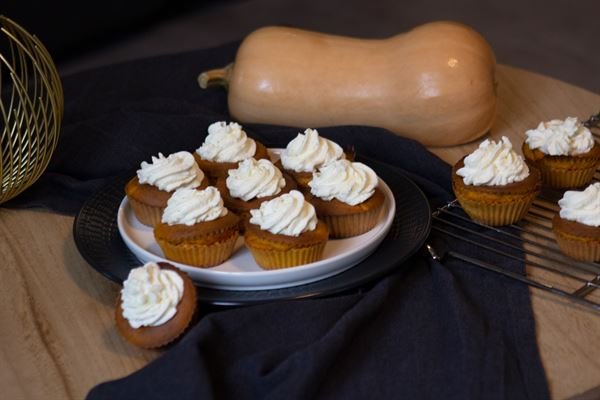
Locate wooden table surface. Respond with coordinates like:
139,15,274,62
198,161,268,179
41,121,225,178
1,65,600,400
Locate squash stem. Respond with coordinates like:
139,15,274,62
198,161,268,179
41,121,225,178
197,63,233,89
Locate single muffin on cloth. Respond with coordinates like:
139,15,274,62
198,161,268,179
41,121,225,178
215,158,296,227
552,182,600,262
115,261,197,349
244,190,329,269
154,186,240,268
522,117,600,188
452,136,541,226
125,151,208,227
194,121,269,182
279,128,346,191
306,159,385,238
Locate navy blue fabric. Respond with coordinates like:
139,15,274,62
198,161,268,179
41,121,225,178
4,43,549,399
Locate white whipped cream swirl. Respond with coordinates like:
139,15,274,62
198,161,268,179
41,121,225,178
161,186,228,226
196,121,256,162
280,128,344,172
249,190,317,236
525,117,594,156
226,158,285,201
137,151,204,192
558,182,600,227
457,136,530,186
121,262,184,329
309,160,378,206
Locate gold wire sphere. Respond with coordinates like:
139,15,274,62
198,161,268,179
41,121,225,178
0,16,63,204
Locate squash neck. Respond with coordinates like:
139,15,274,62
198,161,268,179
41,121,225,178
197,63,233,89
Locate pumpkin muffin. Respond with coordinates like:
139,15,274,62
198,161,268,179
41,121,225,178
215,158,296,228
194,121,269,183
115,261,197,349
154,187,240,268
453,136,541,226
522,117,600,188
306,159,385,238
552,182,600,262
279,128,346,191
125,151,208,227
244,190,329,269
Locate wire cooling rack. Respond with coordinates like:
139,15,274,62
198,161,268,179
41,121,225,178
428,116,600,312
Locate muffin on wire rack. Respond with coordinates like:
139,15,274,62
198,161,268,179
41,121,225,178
552,182,600,262
452,136,541,226
521,116,600,189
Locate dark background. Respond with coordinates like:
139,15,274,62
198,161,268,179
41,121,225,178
3,0,600,93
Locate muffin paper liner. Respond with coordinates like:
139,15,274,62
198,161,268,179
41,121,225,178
553,231,600,262
128,197,164,227
156,233,239,268
523,145,600,189
538,166,598,189
321,206,381,238
247,242,327,270
456,192,538,226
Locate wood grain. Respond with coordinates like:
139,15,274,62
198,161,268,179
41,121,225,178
0,209,161,400
0,65,599,399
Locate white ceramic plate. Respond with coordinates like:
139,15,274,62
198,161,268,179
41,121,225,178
117,178,395,292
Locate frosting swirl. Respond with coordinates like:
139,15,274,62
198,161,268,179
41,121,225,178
161,186,228,226
280,128,344,172
196,121,256,162
309,159,378,206
457,136,530,186
137,151,204,192
525,117,594,156
226,158,285,201
558,182,600,227
249,190,317,236
120,262,183,329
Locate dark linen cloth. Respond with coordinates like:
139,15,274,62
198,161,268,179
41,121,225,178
5,43,549,399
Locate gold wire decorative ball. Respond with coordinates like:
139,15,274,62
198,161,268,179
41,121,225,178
0,16,63,205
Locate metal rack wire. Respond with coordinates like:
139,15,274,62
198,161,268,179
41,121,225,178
429,117,600,312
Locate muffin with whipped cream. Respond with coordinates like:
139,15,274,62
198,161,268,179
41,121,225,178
115,261,197,348
552,182,600,262
306,159,385,238
125,151,208,227
244,190,329,269
279,128,346,191
194,121,269,183
522,117,600,188
452,136,541,226
215,158,296,227
154,186,240,267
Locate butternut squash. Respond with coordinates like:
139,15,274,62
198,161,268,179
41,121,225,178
199,21,497,146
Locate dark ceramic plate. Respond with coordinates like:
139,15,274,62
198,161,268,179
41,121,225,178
73,158,431,305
